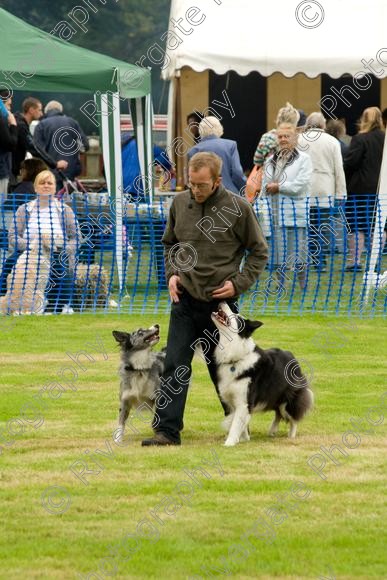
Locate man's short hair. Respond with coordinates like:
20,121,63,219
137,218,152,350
188,152,223,180
22,97,42,114
44,100,63,114
187,111,203,124
306,112,326,130
326,119,346,140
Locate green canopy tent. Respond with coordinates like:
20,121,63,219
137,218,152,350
0,7,153,293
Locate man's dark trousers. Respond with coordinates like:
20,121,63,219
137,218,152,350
152,290,238,443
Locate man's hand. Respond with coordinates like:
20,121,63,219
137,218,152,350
169,274,183,303
56,160,68,170
212,280,236,299
266,182,279,194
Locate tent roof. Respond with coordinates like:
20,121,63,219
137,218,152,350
0,8,150,97
162,0,387,80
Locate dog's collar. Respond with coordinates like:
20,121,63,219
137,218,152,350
124,364,151,372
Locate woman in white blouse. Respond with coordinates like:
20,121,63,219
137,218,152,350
261,123,313,291
7,170,81,313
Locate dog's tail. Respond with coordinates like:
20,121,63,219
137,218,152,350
283,358,313,418
287,384,314,422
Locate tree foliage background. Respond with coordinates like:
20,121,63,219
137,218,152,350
1,0,171,132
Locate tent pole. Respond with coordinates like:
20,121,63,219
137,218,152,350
145,94,154,204
174,75,184,189
166,79,175,154
134,97,147,202
99,93,111,191
100,91,124,296
110,91,124,296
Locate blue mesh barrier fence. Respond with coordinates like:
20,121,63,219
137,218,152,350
0,192,386,316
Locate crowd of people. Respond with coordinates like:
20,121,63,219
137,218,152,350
186,103,386,279
0,89,386,315
0,93,89,195
256,103,386,276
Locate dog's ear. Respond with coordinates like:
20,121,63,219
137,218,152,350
245,320,263,333
112,331,131,345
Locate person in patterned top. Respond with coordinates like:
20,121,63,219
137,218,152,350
253,103,300,167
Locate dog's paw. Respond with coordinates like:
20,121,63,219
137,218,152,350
268,423,280,437
114,428,125,444
288,425,297,439
224,439,238,447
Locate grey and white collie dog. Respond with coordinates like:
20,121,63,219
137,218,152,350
112,325,166,441
211,302,313,447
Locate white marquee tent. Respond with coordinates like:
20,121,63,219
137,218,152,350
162,0,387,302
162,0,387,79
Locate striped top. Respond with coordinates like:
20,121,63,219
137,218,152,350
253,129,278,167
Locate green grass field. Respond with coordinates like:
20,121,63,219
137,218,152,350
1,313,386,580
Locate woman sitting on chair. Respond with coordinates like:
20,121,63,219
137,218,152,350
2,170,81,314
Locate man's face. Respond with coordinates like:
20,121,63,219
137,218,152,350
4,98,12,111
188,166,221,203
30,103,43,120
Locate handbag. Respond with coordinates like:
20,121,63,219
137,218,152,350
245,165,263,203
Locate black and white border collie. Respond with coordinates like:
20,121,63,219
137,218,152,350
211,302,313,447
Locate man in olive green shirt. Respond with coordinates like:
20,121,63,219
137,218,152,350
142,152,268,446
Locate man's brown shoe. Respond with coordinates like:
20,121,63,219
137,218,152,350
141,433,180,446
